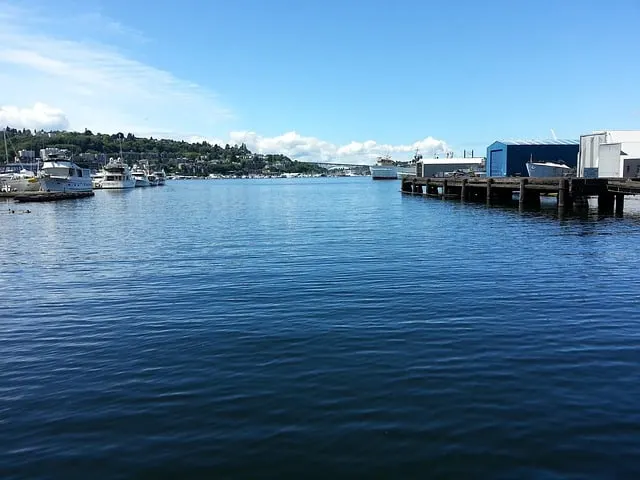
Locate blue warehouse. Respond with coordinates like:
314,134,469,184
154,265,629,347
486,140,579,177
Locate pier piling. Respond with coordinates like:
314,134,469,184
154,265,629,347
486,178,494,206
558,178,569,211
461,179,468,201
401,175,640,217
598,192,615,214
518,178,528,208
615,194,625,216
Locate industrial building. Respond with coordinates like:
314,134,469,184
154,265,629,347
486,140,579,177
578,130,640,178
417,156,485,177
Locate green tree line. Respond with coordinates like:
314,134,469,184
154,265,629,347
2,127,327,175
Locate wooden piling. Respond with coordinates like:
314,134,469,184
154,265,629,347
400,175,640,216
598,192,615,214
558,178,568,210
615,193,625,215
519,178,528,207
486,178,493,206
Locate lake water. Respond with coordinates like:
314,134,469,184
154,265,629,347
1,178,639,479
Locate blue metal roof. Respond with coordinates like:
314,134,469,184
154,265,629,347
497,139,579,146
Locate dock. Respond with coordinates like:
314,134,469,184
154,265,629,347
401,175,640,215
1,191,95,202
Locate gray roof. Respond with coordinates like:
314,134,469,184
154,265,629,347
496,139,579,146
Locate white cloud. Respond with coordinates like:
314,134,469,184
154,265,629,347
227,131,449,165
0,101,450,164
0,2,453,165
0,3,231,137
0,103,69,130
176,131,451,165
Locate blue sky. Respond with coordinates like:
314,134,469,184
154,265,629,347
0,0,639,163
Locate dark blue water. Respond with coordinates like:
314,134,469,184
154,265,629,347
1,178,639,479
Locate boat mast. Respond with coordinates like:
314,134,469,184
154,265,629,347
3,130,8,164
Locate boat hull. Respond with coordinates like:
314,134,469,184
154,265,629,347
526,162,571,178
101,179,136,189
0,176,41,193
370,164,417,179
396,165,418,178
152,172,166,185
134,178,150,187
370,166,398,180
39,177,92,193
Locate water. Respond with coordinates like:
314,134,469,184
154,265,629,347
1,178,639,479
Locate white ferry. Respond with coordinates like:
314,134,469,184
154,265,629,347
369,151,420,180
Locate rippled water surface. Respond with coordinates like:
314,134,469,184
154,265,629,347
1,178,640,479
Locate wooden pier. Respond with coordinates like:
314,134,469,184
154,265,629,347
401,175,640,215
0,191,95,203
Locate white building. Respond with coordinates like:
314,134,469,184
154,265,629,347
417,157,485,177
578,130,640,178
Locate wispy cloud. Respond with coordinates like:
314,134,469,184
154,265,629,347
0,2,453,164
0,2,232,136
74,11,151,44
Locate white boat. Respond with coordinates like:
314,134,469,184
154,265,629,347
153,169,166,185
396,149,422,179
92,171,105,189
147,172,158,186
370,155,399,179
526,160,572,177
0,131,40,193
394,164,419,178
369,151,420,180
38,148,92,192
131,165,150,187
0,164,40,192
100,157,135,189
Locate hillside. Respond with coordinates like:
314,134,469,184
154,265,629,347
2,128,327,176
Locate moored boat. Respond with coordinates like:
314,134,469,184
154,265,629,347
370,151,420,180
100,157,135,189
92,171,104,189
370,155,399,180
396,149,422,179
131,165,150,187
526,160,572,177
38,148,92,192
0,131,39,193
0,164,40,192
147,172,158,186
153,169,166,185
